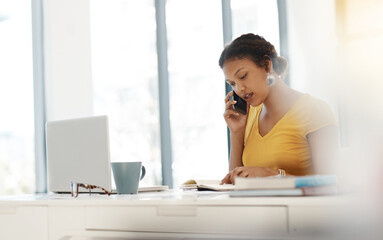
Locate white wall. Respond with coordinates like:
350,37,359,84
286,0,339,118
43,0,93,121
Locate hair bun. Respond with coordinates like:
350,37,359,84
273,56,288,76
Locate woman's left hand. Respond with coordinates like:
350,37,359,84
220,166,279,184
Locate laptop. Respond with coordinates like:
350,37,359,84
46,115,111,193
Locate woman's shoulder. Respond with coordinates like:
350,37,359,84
295,93,331,111
289,93,336,121
295,94,338,134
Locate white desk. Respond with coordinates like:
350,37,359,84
0,190,351,240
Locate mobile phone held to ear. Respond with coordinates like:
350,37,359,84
232,91,247,115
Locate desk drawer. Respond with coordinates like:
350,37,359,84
85,205,287,234
0,206,48,240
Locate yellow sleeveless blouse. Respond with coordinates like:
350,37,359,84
242,94,337,176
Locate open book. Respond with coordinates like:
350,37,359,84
180,179,234,191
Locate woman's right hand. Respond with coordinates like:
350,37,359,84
223,91,248,134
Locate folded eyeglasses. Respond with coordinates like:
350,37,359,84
70,182,111,197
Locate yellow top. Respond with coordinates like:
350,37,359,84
242,94,337,176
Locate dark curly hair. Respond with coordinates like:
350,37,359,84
219,33,288,77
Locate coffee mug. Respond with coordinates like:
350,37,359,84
111,162,146,194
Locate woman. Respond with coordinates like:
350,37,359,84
220,33,339,184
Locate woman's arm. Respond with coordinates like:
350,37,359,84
223,91,248,170
229,132,245,171
307,125,340,175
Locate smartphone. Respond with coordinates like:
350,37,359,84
232,91,247,115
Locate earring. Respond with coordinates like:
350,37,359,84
266,73,275,86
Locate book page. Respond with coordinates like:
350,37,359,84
180,179,227,190
198,183,234,191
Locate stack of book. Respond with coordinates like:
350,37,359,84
179,175,337,197
230,175,337,197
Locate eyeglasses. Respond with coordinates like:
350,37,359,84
70,182,111,197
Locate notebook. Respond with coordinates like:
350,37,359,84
46,115,111,193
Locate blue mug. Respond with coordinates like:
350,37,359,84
111,162,146,194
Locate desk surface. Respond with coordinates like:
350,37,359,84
0,189,349,206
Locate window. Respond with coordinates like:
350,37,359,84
0,0,35,195
88,0,280,189
89,0,161,186
0,0,282,194
166,0,228,187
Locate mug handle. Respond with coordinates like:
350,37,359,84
140,166,146,180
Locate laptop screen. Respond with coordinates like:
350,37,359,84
45,115,111,193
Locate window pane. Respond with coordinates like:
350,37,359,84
166,0,228,188
232,0,280,53
89,0,161,186
0,0,35,195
